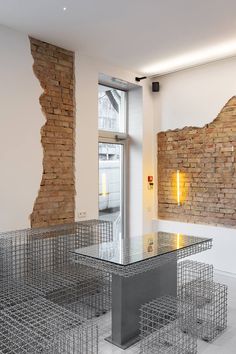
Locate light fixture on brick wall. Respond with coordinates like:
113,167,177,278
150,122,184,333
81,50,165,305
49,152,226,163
175,170,187,205
177,170,181,206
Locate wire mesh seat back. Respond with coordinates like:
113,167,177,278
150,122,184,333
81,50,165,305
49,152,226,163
0,220,113,323
0,220,113,281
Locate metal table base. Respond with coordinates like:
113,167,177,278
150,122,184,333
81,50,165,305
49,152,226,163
107,258,177,349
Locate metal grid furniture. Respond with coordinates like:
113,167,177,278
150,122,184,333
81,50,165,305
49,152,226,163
182,280,228,342
72,247,178,278
0,279,43,311
178,260,214,298
71,232,212,349
140,296,197,354
0,275,108,321
75,220,113,247
0,226,214,352
0,220,111,353
0,296,98,354
72,234,213,278
46,268,112,319
0,220,112,279
0,220,112,320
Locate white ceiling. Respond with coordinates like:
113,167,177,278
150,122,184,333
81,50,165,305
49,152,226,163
1,0,236,75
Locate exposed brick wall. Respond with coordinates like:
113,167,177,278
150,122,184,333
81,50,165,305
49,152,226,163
30,37,75,228
158,96,236,227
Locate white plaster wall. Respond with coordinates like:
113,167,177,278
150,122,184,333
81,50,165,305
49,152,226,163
75,54,99,221
142,81,155,233
128,87,143,237
75,54,155,234
153,57,236,274
155,57,236,131
153,219,236,275
0,26,156,235
0,25,43,232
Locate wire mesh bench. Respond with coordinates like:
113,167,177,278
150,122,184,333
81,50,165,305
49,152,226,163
0,220,112,320
0,296,98,353
0,220,113,353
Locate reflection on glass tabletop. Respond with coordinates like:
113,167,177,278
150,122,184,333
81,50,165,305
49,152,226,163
71,232,212,266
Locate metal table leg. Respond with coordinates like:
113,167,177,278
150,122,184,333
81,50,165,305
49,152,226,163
106,258,177,349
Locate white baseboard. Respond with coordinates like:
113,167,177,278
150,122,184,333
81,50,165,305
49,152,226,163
215,269,236,279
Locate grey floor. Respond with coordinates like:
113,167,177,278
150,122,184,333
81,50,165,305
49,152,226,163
98,272,236,354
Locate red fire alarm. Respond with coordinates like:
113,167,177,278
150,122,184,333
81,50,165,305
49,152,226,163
147,176,154,190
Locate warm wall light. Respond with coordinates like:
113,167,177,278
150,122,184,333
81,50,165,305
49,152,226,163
172,170,187,205
177,170,181,206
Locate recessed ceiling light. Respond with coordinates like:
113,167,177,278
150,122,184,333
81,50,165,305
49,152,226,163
63,7,67,11
143,40,236,76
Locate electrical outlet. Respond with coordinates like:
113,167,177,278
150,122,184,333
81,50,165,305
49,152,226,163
78,211,87,219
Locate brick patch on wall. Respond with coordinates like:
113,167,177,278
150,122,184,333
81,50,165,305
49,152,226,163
30,37,75,227
158,96,236,227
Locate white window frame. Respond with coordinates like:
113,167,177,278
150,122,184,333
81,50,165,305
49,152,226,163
98,85,129,239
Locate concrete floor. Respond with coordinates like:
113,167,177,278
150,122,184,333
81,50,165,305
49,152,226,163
98,272,236,354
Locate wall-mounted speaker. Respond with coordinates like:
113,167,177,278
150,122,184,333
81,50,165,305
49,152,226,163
152,82,160,92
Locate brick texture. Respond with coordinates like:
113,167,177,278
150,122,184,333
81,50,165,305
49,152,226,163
158,96,236,227
30,37,75,228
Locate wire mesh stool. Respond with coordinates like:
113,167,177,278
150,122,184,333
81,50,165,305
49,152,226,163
182,280,228,342
178,260,214,298
140,295,197,354
0,296,98,354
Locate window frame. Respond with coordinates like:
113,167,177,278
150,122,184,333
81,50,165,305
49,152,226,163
98,83,129,239
98,83,128,136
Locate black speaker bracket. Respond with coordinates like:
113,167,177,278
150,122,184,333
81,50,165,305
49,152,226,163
135,76,147,82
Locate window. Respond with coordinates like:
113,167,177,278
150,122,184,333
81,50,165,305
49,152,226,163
98,84,126,133
98,83,128,239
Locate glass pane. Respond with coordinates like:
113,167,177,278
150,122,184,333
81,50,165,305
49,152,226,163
98,84,126,133
99,143,123,239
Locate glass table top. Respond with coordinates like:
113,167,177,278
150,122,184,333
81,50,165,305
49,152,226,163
71,232,212,266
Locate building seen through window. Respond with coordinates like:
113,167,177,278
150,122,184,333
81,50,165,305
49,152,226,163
98,84,126,133
98,84,127,238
